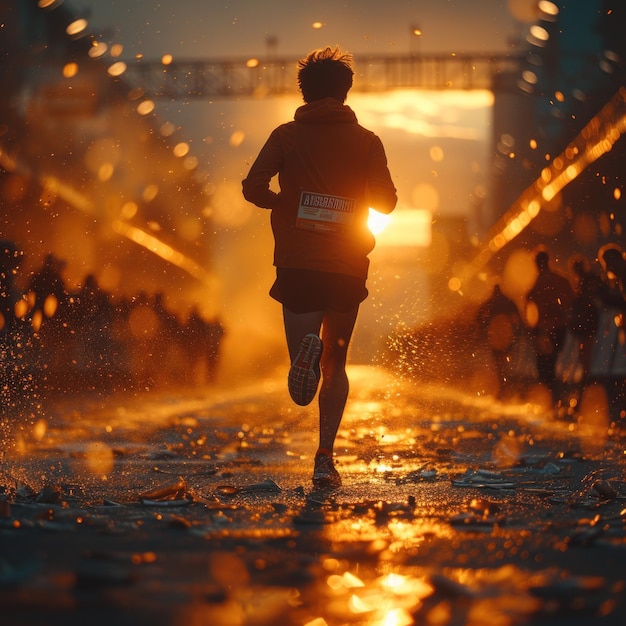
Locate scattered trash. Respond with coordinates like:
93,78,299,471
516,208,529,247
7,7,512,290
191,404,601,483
452,469,515,489
138,478,187,504
239,479,282,494
141,498,191,507
35,485,63,504
396,467,438,484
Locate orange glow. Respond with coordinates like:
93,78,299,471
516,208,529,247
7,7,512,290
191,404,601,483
43,294,58,318
183,155,199,171
137,100,155,115
33,419,47,442
160,121,176,136
229,131,245,147
84,442,115,475
98,162,114,181
88,41,108,58
173,142,190,157
538,1,560,17
107,61,127,77
578,383,610,456
62,62,79,78
374,208,431,247
142,184,159,202
66,19,88,37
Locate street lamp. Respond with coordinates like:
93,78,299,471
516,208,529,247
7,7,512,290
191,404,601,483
410,24,422,56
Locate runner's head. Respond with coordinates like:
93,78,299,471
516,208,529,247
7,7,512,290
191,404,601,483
297,46,354,104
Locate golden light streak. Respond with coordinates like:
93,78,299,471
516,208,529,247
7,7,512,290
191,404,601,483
112,220,209,282
40,175,94,214
452,86,626,291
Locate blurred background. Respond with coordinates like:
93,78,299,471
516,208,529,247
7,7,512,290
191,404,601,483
0,0,625,405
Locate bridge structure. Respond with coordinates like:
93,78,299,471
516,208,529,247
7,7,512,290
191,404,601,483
122,52,525,100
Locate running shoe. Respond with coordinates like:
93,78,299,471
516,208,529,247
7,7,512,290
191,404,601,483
288,333,322,406
312,450,342,490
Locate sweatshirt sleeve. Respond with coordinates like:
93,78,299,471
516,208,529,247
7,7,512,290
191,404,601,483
366,136,397,215
241,129,283,210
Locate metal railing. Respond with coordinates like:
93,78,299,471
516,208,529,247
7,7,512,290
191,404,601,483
122,53,524,99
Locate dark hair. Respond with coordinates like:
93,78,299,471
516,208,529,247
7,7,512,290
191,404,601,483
599,244,624,270
297,46,354,103
535,250,549,269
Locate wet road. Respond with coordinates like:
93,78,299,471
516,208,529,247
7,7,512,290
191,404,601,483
1,365,626,626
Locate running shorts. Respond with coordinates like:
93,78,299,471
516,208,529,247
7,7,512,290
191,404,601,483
270,268,368,314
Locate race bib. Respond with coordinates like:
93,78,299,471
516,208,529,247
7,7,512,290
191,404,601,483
296,191,355,232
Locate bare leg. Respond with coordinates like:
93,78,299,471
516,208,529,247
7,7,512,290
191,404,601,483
282,307,324,362
318,307,359,452
282,305,359,453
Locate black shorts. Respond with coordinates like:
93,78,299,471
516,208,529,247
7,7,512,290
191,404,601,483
270,268,368,314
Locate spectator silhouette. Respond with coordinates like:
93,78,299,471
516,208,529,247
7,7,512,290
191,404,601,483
593,244,626,418
598,243,626,305
569,255,603,383
2,249,225,395
476,282,522,397
27,253,69,327
525,249,575,403
0,240,23,333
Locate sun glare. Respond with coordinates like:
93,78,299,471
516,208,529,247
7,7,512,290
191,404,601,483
368,208,391,235
374,208,432,247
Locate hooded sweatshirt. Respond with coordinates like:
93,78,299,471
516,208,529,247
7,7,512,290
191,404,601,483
242,97,397,279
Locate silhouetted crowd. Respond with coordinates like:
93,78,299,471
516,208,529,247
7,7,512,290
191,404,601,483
1,241,224,407
477,244,626,419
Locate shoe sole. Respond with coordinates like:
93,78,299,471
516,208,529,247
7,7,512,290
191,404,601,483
288,334,322,406
312,454,341,490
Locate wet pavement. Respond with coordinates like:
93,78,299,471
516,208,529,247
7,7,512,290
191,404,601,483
1,365,626,626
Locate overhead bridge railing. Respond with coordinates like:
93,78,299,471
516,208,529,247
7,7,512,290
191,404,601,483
122,53,524,100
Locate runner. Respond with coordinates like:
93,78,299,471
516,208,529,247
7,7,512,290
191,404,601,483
242,46,397,490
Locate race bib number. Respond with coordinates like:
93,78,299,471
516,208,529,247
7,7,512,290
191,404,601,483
296,191,355,232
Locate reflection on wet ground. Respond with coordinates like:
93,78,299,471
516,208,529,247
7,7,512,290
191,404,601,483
1,365,626,625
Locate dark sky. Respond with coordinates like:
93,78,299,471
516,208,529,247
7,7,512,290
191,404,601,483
65,0,530,59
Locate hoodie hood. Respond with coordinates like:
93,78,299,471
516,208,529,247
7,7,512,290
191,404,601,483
294,97,358,124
